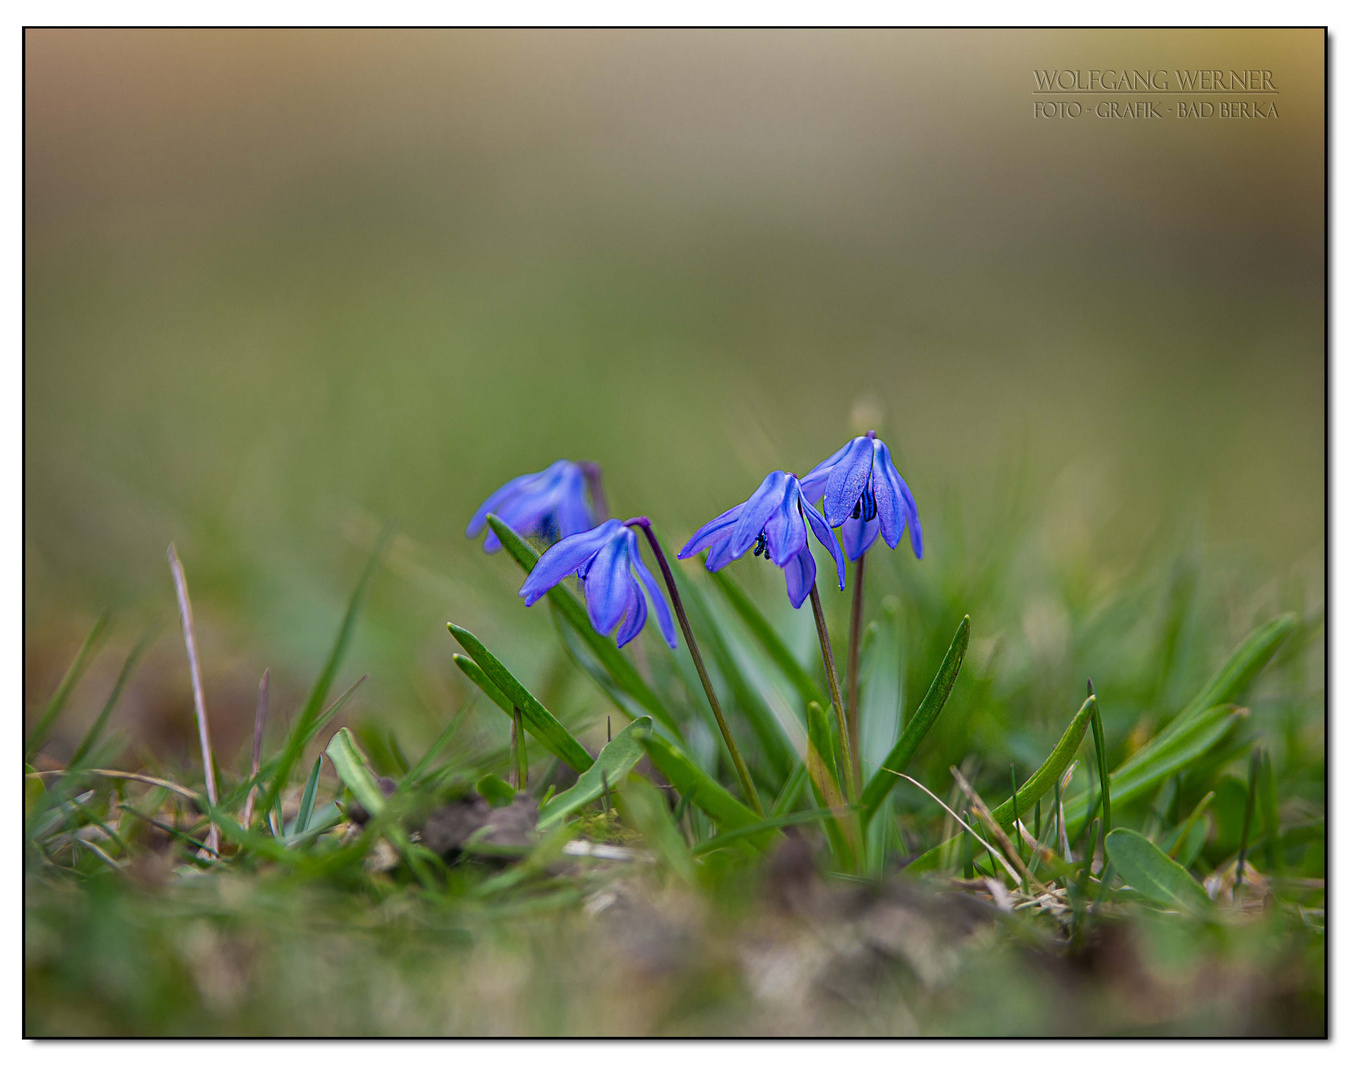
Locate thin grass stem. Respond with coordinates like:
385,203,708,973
809,582,855,802
628,518,762,815
846,549,867,779
168,544,219,857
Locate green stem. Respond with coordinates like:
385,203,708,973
629,519,763,815
809,582,856,801
846,549,867,779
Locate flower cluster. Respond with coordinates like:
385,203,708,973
678,432,921,607
466,434,920,643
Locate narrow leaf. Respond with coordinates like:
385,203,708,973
860,615,970,825
26,611,111,760
447,623,594,774
294,756,322,835
324,727,387,817
264,530,389,812
1062,705,1243,836
634,730,761,833
539,718,652,829
709,571,822,707
1157,614,1295,743
453,653,515,718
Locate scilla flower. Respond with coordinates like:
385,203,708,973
519,520,677,649
678,471,845,608
467,459,598,553
801,432,922,562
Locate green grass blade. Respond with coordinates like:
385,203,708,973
404,705,470,789
771,762,809,816
1062,705,1243,836
709,571,822,708
1156,613,1295,743
672,566,795,777
860,615,970,826
294,756,322,835
634,730,762,833
805,701,845,810
241,675,366,816
909,692,1093,873
486,514,676,732
1105,827,1211,915
622,774,698,884
324,727,388,817
1088,687,1112,838
539,717,652,829
263,531,389,813
26,610,111,760
68,621,159,771
690,807,848,856
447,623,594,774
453,653,515,718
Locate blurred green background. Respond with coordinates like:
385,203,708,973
24,28,1324,772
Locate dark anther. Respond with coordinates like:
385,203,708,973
752,532,771,560
851,486,878,522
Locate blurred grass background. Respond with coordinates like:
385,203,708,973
24,28,1323,774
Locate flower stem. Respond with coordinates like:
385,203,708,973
809,581,856,802
846,549,867,780
628,518,764,815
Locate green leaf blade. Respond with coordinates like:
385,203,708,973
861,614,970,826
447,622,594,774
1105,827,1212,914
538,717,653,829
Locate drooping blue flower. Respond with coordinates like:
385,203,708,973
800,433,922,562
677,470,845,608
467,459,596,553
519,519,678,649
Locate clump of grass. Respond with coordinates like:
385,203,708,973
23,499,1324,1036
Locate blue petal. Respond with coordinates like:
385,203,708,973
703,530,740,573
869,439,912,551
890,465,923,559
467,471,539,538
763,478,808,567
841,512,881,561
552,466,596,539
799,438,854,504
474,460,580,552
730,471,790,559
803,498,846,590
783,546,817,608
628,530,678,648
822,437,875,527
679,502,745,559
519,519,617,606
615,577,647,648
583,529,634,635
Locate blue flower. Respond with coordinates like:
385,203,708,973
519,520,678,649
467,460,596,553
801,434,922,562
677,470,845,608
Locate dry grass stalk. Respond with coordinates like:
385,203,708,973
948,765,1051,897
167,543,219,857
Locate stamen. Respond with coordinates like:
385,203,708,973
752,532,770,559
